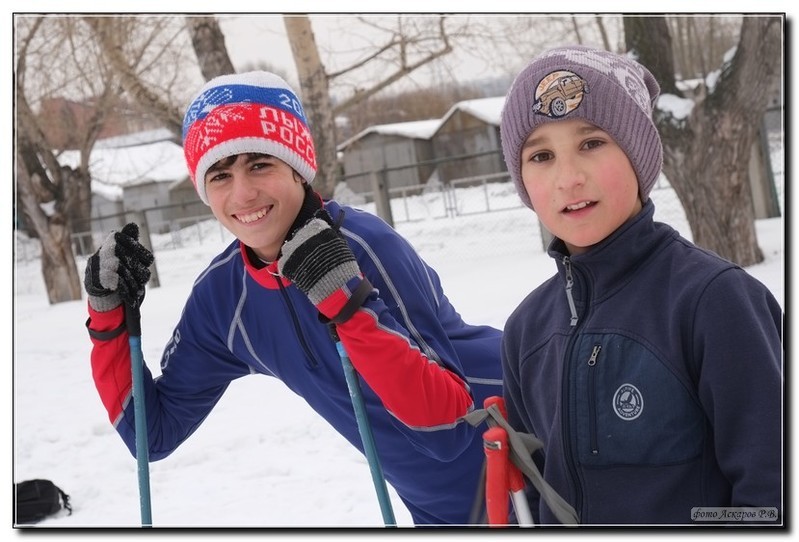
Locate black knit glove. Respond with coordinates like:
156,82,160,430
278,207,360,304
277,196,372,324
84,223,154,312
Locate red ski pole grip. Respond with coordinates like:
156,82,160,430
484,395,507,418
484,426,510,526
484,396,526,493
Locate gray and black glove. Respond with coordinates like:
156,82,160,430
278,195,372,324
84,223,154,312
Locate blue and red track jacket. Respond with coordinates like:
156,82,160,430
87,200,503,525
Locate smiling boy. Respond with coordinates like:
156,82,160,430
84,71,503,525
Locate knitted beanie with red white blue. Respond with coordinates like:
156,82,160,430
182,71,317,205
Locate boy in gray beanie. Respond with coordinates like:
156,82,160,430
498,45,782,525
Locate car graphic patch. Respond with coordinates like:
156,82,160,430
532,70,589,118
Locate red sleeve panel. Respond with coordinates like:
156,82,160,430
317,281,474,428
86,303,132,425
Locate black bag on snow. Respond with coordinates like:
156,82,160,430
14,479,72,525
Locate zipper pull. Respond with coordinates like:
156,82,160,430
563,256,578,326
587,345,601,366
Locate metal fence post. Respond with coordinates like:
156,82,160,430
371,170,394,228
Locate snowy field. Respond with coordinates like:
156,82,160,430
11,163,785,536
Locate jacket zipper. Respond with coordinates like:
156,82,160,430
563,256,579,327
276,276,319,369
561,255,586,519
587,344,602,455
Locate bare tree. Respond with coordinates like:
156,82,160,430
626,15,781,266
283,15,339,197
284,15,465,197
571,16,586,44
15,16,119,303
85,16,198,141
15,15,199,303
187,16,236,80
667,16,740,80
595,15,613,51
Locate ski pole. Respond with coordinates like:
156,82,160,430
508,453,534,527
483,426,510,526
484,397,533,526
335,340,396,527
125,303,153,527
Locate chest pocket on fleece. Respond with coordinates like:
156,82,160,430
571,333,704,467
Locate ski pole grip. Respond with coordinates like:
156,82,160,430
484,426,510,526
125,303,142,337
484,397,525,492
484,396,508,419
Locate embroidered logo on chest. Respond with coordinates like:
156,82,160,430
612,383,643,421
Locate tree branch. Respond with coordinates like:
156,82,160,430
332,16,452,116
84,16,184,138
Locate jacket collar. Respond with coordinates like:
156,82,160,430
240,242,288,290
238,199,341,290
549,200,677,302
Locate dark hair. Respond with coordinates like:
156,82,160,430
211,153,268,169
209,153,306,185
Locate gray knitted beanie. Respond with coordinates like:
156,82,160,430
500,45,663,209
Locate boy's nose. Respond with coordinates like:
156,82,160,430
555,162,587,190
228,170,257,197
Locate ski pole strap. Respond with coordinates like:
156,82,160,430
463,404,579,525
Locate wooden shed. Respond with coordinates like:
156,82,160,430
430,97,507,183
59,129,198,235
337,119,441,194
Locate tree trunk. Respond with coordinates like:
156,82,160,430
17,147,83,304
283,15,338,198
62,164,94,254
626,16,780,267
595,16,612,51
186,16,236,80
623,17,681,95
16,23,84,304
570,16,583,44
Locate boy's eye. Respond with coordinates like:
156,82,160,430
251,158,276,171
583,139,604,150
529,151,553,163
207,171,229,183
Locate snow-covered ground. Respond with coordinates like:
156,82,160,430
12,160,785,536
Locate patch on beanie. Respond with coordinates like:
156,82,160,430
532,70,589,118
